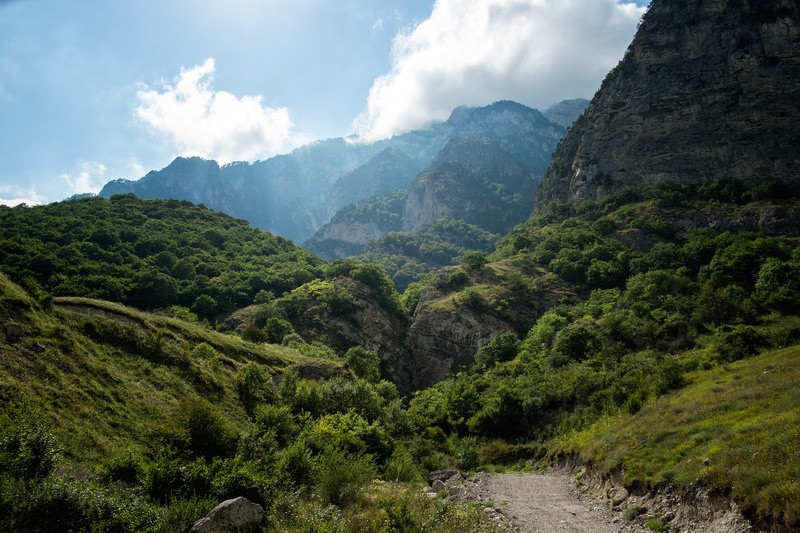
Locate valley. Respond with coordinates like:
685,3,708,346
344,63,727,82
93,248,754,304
1,0,799,531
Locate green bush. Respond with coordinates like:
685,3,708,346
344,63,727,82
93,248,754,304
236,363,277,415
714,326,768,361
314,447,376,507
383,444,422,483
278,439,314,490
458,287,487,310
0,403,61,481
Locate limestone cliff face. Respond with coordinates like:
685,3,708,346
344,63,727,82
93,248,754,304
405,294,516,391
537,0,800,208
402,138,536,234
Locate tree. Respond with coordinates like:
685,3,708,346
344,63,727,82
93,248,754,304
344,346,381,383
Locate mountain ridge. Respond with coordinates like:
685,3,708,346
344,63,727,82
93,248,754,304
99,99,579,243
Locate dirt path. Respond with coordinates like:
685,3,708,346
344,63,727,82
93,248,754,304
461,472,648,533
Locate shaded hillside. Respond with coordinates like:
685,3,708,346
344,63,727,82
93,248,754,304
100,100,566,244
0,272,339,464
537,0,800,208
0,270,508,532
402,137,535,234
305,133,536,276
359,218,501,291
0,195,322,315
542,98,589,128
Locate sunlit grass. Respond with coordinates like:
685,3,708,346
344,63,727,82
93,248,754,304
558,345,800,526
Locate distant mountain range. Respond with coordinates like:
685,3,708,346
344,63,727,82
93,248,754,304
99,99,588,244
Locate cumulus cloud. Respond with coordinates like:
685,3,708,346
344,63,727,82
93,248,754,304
60,160,108,195
0,185,46,207
135,58,297,163
354,0,646,140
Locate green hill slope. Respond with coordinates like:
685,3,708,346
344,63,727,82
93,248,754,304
0,195,322,316
0,272,337,466
561,345,800,529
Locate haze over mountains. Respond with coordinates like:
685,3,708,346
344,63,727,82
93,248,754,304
99,99,587,245
2,0,800,531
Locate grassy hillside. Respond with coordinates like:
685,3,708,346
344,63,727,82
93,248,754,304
559,345,800,528
0,273,333,466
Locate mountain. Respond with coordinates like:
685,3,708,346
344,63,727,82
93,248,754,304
305,101,566,265
536,0,800,208
101,138,384,243
100,100,567,244
541,98,589,128
0,195,323,314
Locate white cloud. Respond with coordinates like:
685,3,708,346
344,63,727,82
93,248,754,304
0,185,46,206
126,159,145,179
59,160,108,195
135,58,297,163
354,0,646,141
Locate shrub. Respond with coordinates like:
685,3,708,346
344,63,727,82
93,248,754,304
447,269,470,287
236,363,277,415
253,404,297,445
265,317,295,344
383,444,422,483
278,440,314,490
474,332,519,370
458,287,487,310
461,251,487,271
450,436,480,471
624,505,647,521
102,452,144,485
714,326,768,361
314,447,376,507
0,403,61,481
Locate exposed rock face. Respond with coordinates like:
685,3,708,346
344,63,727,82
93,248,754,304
537,0,800,209
407,294,516,391
189,496,263,533
402,138,536,234
305,101,566,260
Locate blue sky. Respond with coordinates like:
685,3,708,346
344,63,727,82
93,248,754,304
0,0,648,206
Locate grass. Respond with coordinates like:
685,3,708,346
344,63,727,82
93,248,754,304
557,345,800,527
0,274,342,468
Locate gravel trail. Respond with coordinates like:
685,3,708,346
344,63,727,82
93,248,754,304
465,472,649,533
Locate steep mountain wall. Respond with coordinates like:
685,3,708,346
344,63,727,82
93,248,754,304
537,0,800,208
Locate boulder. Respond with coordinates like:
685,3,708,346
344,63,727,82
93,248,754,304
189,497,263,533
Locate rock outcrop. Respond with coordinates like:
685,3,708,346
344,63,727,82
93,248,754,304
537,0,800,209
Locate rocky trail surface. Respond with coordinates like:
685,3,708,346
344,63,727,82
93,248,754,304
437,470,648,533
481,472,647,532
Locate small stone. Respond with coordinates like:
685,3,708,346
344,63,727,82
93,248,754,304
432,479,446,492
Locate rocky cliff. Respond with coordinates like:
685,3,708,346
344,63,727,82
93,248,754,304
306,101,564,260
402,137,535,233
536,0,800,209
